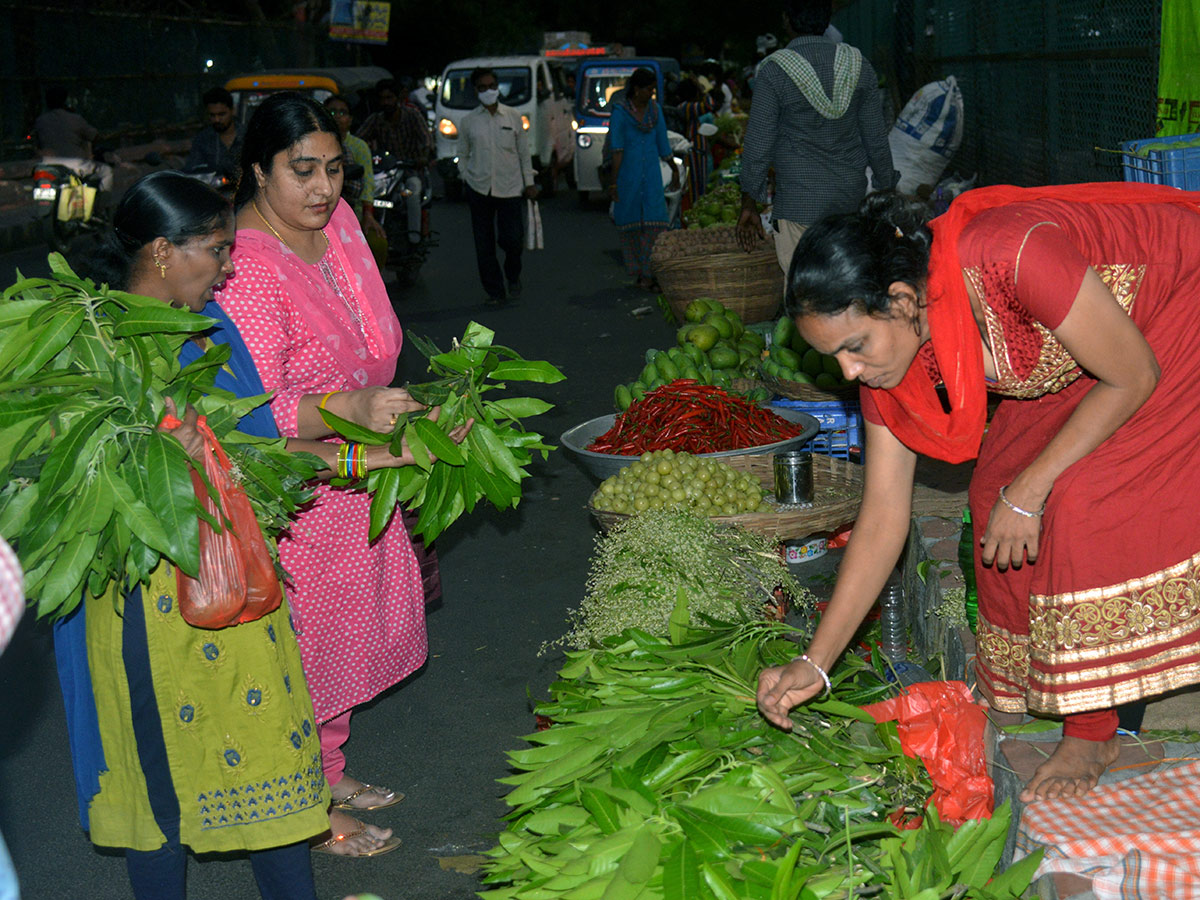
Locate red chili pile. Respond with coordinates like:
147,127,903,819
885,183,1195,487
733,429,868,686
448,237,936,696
587,380,806,455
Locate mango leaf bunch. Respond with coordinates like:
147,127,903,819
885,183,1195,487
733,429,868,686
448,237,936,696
0,258,321,620
319,321,564,543
482,617,1040,899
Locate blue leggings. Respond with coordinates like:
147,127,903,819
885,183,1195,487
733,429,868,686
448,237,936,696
121,587,318,900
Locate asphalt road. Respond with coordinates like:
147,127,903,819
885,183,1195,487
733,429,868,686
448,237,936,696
0,190,677,899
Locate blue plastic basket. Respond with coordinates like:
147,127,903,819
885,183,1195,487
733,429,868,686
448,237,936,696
1121,132,1200,190
771,397,863,460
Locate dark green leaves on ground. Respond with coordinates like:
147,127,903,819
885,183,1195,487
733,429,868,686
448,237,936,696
480,617,1038,899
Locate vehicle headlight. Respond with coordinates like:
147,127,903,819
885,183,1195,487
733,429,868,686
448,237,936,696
577,133,593,149
437,118,458,138
520,115,531,131
571,119,579,131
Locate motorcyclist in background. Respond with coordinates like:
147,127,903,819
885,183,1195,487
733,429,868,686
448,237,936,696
32,85,113,191
359,78,430,248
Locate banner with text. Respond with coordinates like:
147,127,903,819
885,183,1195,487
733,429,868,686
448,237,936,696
330,0,390,45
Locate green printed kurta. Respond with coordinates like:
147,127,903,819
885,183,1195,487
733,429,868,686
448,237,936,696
85,565,330,852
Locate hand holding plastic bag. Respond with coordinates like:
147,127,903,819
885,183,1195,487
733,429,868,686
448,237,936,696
161,413,282,629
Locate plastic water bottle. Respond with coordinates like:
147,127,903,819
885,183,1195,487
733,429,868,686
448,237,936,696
959,508,978,633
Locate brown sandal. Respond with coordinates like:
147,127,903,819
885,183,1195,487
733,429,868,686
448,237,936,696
331,782,405,811
311,823,402,858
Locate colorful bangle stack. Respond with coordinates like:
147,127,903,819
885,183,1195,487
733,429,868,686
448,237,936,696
336,442,368,479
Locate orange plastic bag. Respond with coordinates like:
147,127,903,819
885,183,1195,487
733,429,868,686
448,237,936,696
163,414,282,629
860,680,993,825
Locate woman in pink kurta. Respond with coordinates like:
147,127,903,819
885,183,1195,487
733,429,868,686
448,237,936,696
216,92,460,857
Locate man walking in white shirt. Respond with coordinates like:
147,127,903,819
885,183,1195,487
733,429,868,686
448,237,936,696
458,67,538,306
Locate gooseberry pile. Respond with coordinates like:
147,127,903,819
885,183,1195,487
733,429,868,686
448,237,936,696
590,449,772,517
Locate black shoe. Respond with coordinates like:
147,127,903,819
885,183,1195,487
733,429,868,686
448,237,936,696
507,280,522,300
483,294,506,307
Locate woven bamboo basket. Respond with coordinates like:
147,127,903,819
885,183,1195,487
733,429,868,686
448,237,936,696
588,453,864,542
650,226,783,325
760,371,860,402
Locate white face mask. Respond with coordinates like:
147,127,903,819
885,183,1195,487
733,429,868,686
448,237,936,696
477,88,500,106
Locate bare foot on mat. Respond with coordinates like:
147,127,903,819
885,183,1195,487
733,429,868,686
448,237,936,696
1019,735,1121,803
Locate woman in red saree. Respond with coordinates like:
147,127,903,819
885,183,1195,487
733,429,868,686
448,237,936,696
757,185,1200,801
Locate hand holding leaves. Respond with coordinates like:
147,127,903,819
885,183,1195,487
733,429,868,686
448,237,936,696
320,321,564,543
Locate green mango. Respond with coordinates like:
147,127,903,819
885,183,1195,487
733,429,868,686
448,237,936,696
772,316,795,349
802,348,824,377
614,384,633,411
770,345,801,370
681,342,706,365
640,361,660,385
709,346,740,370
656,354,681,382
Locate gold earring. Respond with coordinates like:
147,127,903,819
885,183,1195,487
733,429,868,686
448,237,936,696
155,258,167,279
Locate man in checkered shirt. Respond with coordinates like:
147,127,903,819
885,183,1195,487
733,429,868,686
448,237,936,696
736,0,899,275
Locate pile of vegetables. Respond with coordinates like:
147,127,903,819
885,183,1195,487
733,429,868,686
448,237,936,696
683,183,742,229
616,298,768,411
591,381,806,456
320,321,563,543
0,257,321,620
589,450,772,517
556,509,806,648
762,315,855,390
484,614,1040,899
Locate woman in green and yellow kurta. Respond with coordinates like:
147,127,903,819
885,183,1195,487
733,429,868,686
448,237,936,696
53,171,330,899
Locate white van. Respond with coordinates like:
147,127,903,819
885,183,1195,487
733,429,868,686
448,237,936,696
433,55,567,195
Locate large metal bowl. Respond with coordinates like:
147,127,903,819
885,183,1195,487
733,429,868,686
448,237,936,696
561,407,820,482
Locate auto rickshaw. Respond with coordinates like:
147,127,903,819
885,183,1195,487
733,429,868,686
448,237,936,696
224,66,394,126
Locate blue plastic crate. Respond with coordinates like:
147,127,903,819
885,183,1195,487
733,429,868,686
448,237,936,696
1121,132,1200,189
771,397,863,460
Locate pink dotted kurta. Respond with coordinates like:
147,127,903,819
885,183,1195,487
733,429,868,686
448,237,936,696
218,206,426,723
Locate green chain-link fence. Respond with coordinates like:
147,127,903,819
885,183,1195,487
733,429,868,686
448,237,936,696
834,0,1162,187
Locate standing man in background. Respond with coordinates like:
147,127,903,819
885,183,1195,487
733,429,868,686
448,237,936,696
736,0,897,274
183,87,242,181
457,67,537,306
33,85,113,190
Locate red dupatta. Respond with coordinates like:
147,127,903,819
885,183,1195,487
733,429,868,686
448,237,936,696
865,182,1200,463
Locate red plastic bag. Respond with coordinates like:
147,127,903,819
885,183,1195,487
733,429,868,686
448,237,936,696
861,680,993,825
163,414,282,629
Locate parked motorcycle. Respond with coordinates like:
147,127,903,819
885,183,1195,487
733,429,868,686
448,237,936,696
33,151,164,256
372,152,436,286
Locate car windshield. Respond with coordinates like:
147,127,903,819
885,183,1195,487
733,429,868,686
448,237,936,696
441,66,532,110
578,66,650,117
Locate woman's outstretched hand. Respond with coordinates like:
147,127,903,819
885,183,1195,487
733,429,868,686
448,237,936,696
756,657,826,731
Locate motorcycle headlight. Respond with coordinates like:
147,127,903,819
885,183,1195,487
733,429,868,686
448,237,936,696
577,133,593,149
437,118,458,138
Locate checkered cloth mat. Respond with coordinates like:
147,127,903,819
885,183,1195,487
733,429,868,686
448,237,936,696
1017,760,1200,899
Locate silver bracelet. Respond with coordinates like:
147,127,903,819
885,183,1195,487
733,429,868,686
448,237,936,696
793,654,832,698
998,485,1045,518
